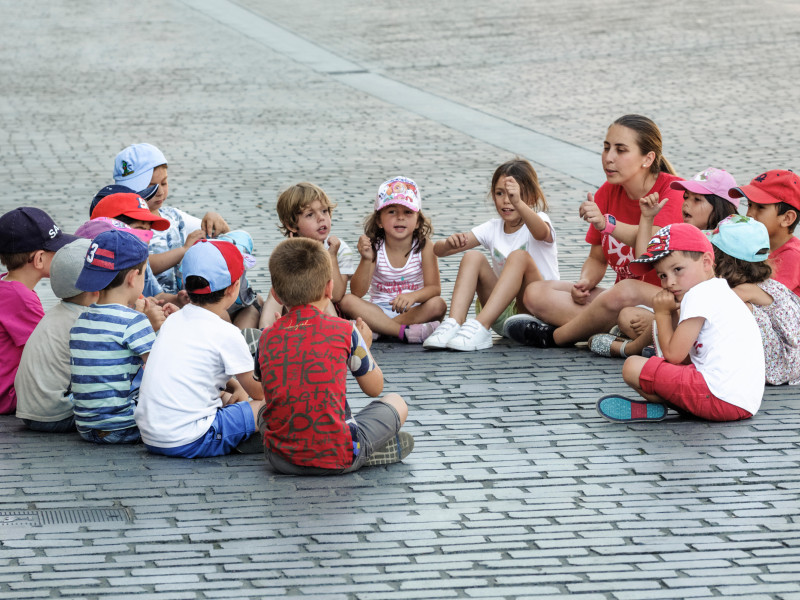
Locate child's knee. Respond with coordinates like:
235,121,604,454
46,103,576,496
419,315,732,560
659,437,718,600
622,356,647,386
381,393,407,423
428,296,447,318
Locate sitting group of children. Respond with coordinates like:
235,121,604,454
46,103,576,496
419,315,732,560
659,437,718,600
2,118,799,475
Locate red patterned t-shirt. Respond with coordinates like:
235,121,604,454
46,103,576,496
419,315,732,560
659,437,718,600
257,305,374,469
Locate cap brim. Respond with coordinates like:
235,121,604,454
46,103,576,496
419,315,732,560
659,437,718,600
138,184,159,200
75,265,116,292
42,232,80,253
114,169,154,195
730,185,779,204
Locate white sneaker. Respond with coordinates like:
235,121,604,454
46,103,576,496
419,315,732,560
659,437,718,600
422,318,461,349
446,318,493,351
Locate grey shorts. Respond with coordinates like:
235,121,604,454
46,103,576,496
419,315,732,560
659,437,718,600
262,400,401,475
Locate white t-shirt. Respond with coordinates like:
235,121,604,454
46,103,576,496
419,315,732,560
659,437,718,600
326,238,355,276
679,277,765,414
15,301,84,422
471,215,559,281
134,304,255,448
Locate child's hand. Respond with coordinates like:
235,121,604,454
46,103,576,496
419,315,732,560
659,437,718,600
445,232,469,249
639,192,667,219
505,176,522,207
571,279,593,305
391,293,415,313
134,297,146,312
162,302,180,317
629,313,649,336
201,212,230,238
327,234,341,256
354,317,373,348
176,290,190,307
140,297,167,331
579,193,606,231
652,289,680,315
183,229,206,251
357,235,374,261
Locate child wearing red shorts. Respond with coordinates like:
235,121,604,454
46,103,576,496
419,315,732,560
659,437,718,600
596,223,765,423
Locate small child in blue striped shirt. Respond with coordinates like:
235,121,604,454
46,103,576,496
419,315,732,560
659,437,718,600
69,230,168,444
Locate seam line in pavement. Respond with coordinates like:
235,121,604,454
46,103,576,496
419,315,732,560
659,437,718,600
181,0,605,187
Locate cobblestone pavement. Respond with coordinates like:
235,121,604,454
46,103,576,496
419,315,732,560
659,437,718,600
1,0,799,598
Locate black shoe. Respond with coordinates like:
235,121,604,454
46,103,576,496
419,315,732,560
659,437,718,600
503,314,557,348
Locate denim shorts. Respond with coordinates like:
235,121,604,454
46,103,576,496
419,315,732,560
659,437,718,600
145,401,256,458
22,416,76,433
77,425,140,444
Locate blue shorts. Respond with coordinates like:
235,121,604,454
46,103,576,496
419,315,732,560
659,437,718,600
145,402,256,458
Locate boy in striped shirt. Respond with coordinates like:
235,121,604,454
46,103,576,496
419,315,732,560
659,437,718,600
70,230,166,444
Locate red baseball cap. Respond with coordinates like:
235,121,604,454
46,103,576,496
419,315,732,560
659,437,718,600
629,223,713,276
730,170,800,211
182,239,244,294
90,193,170,230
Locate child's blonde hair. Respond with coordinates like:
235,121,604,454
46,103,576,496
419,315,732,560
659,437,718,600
276,183,338,238
363,209,433,260
490,158,548,213
269,238,331,308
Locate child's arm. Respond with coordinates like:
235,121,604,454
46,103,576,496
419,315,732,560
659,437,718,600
348,235,377,298
391,242,442,313
653,289,704,364
433,231,481,257
505,177,552,243
733,283,773,308
148,229,206,275
353,319,383,397
572,245,608,305
259,289,285,329
234,371,265,401
580,192,662,249
634,193,670,256
136,297,168,332
327,235,348,302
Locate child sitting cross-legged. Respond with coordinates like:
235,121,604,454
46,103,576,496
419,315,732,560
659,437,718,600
256,237,414,475
596,223,765,423
134,240,265,458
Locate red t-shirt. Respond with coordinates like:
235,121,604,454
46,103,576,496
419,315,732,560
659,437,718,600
770,236,800,296
258,305,372,470
585,172,684,286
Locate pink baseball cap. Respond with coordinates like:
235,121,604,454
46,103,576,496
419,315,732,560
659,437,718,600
670,168,739,207
629,223,713,276
374,176,422,212
74,217,154,244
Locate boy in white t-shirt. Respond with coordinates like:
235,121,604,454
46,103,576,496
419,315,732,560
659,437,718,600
596,223,765,423
134,240,265,458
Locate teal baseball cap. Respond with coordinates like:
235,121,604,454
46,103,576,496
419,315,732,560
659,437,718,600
708,215,770,263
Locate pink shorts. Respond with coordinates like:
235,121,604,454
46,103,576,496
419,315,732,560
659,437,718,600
639,357,752,422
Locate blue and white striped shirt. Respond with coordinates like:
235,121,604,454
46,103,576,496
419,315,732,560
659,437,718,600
70,304,155,431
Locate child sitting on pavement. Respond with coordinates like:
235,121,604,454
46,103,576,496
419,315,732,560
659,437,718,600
15,239,96,432
70,230,166,444
0,207,77,414
113,143,230,293
710,215,800,385
257,237,413,475
734,170,800,296
260,182,355,329
596,223,764,423
135,240,265,458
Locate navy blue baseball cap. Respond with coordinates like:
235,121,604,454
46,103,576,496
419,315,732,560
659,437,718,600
90,184,159,217
0,207,78,254
75,230,149,292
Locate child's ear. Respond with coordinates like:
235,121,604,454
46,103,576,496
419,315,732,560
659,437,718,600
780,209,798,229
270,287,285,306
323,279,334,300
125,268,140,287
702,251,714,272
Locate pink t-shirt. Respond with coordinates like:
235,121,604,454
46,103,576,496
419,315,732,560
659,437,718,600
585,172,684,286
769,236,800,297
0,274,45,414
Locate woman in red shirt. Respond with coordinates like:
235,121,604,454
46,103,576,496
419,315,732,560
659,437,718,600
505,114,684,349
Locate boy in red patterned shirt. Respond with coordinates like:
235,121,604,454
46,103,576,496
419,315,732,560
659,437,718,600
256,238,413,474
